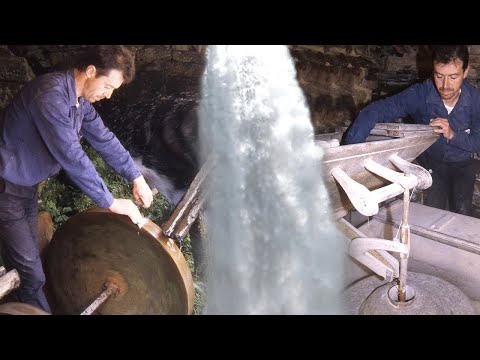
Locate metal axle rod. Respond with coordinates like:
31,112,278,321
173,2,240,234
397,187,411,302
81,281,120,315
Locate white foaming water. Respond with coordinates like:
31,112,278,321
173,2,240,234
199,45,345,314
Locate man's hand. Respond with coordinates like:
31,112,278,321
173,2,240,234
430,118,454,140
109,198,145,225
132,175,153,208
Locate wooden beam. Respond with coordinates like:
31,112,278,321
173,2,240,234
0,269,20,300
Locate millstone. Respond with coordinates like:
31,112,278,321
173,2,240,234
344,272,475,315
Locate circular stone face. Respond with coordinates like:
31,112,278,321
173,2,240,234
344,272,475,315
0,302,50,315
45,209,194,315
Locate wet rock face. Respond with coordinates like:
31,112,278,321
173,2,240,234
290,46,379,134
0,46,35,110
96,91,201,198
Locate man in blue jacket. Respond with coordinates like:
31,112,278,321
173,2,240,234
344,45,480,216
0,45,154,313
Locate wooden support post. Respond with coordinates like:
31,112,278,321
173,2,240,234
0,269,20,300
162,155,214,240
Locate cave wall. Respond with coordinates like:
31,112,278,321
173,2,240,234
0,45,419,133
0,45,35,110
3,44,480,212
5,45,480,133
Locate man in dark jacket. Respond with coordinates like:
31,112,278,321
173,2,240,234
0,45,154,313
344,45,480,216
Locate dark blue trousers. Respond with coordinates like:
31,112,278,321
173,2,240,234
0,178,51,313
422,157,476,216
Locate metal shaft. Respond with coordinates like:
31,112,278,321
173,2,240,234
81,281,120,315
398,187,411,302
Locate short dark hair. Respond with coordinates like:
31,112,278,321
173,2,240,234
432,45,469,71
76,45,136,84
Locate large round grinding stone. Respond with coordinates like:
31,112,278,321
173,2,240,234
344,272,475,315
45,208,194,315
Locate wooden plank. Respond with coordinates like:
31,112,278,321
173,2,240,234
0,269,20,300
162,154,214,240
374,123,440,131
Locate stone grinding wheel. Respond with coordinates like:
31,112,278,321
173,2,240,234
45,208,194,315
0,302,50,315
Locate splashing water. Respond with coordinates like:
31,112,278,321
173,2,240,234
199,45,345,314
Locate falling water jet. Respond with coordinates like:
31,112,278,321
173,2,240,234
198,45,345,314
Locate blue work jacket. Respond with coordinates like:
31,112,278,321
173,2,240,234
344,79,480,163
0,70,141,208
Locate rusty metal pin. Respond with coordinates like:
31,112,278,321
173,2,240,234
80,281,120,315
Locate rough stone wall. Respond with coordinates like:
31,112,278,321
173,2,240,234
5,45,382,134
375,45,480,96
0,45,34,110
6,45,206,110
290,45,378,133
6,45,480,131
4,44,480,212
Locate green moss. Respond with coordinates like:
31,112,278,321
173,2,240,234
38,142,173,229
